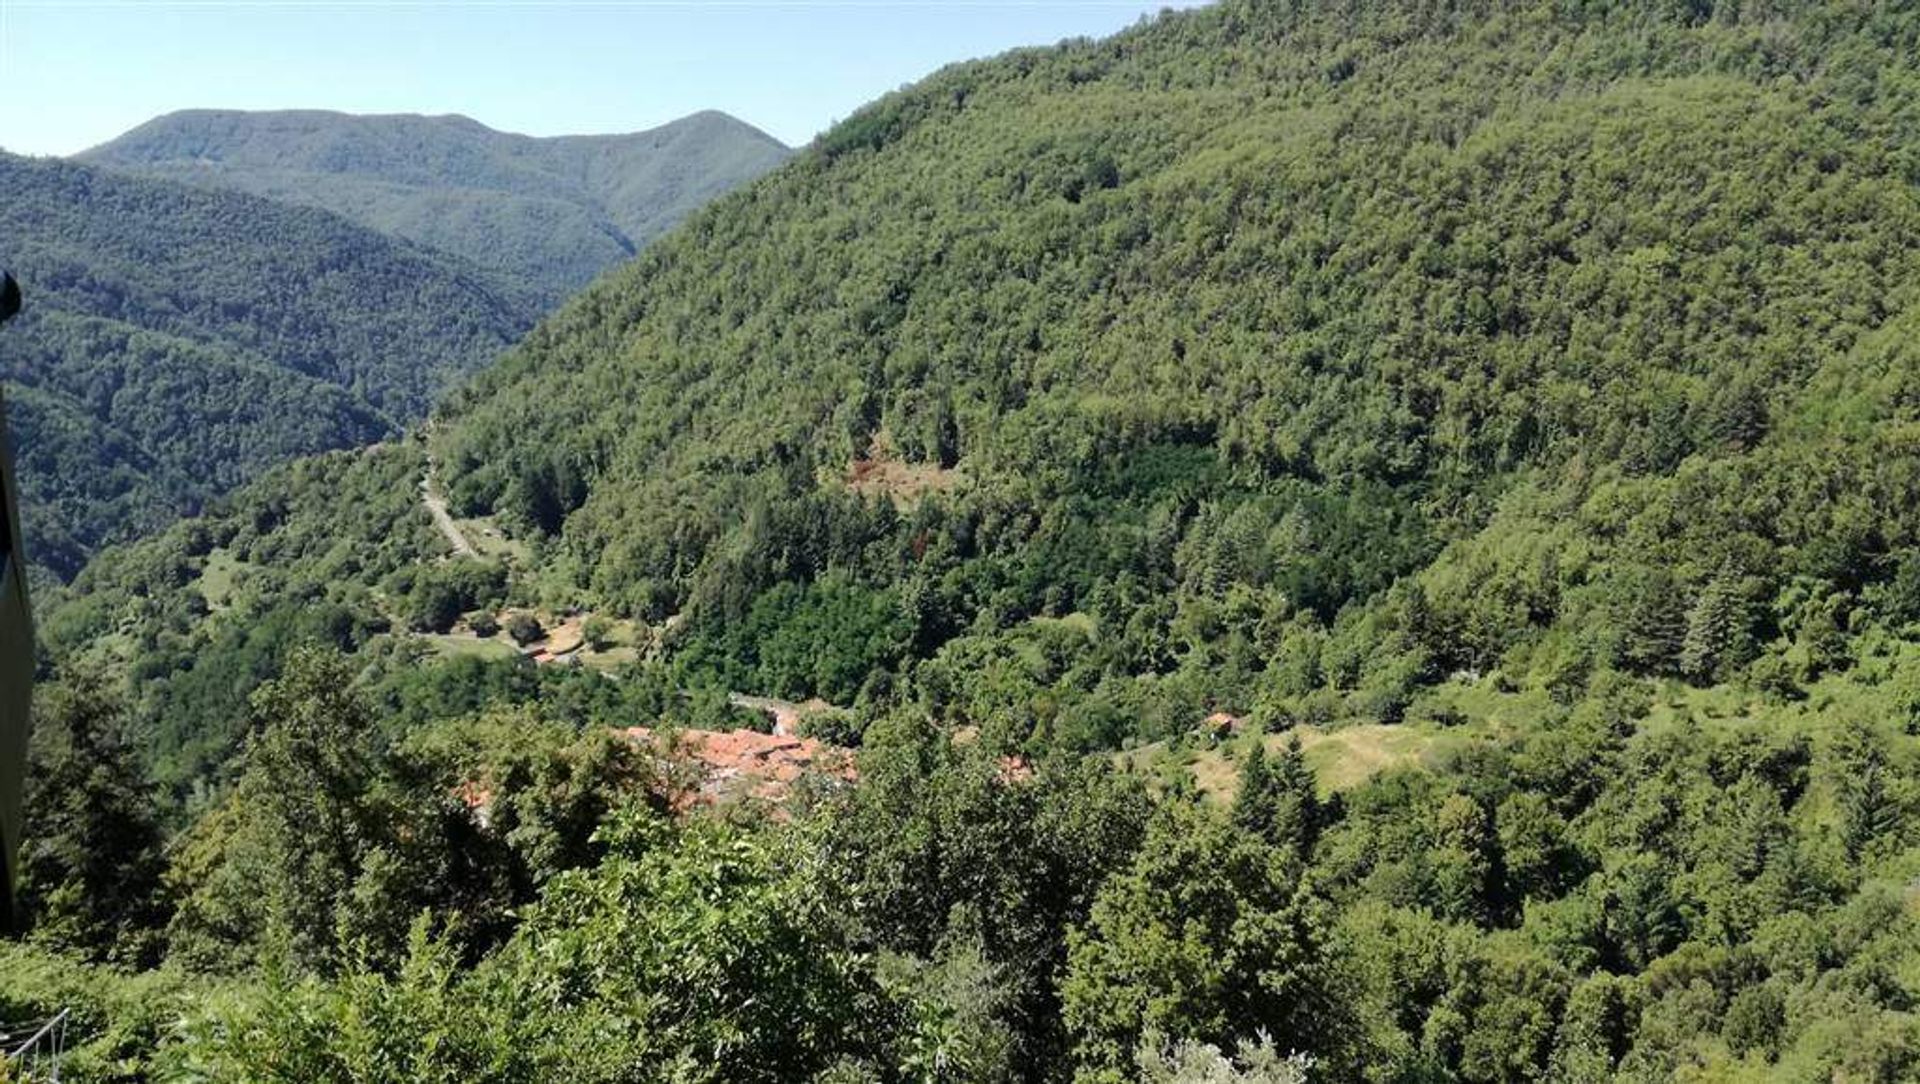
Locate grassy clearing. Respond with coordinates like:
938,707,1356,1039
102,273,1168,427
196,549,246,611
454,516,531,563
1121,718,1475,804
425,609,648,671
579,645,639,670
1633,635,1920,746
1121,647,1920,814
421,633,521,661
1291,724,1461,793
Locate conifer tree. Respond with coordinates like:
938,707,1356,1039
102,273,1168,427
1271,736,1322,859
1231,742,1278,839
16,673,170,965
1679,568,1753,684
1836,728,1902,861
1231,736,1322,858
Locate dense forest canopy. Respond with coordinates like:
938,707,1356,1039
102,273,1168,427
14,0,1920,1081
80,109,794,306
431,0,1920,719
0,152,536,579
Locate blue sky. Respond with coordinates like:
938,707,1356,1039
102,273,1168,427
0,1,1209,156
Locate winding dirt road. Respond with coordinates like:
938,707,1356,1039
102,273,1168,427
421,472,478,558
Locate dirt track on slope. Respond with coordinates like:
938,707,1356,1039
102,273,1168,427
421,471,477,558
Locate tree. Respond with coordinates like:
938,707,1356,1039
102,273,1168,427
1598,856,1683,973
1834,725,1902,862
505,612,544,646
1545,972,1640,1082
1495,792,1574,908
408,575,465,634
1231,743,1279,838
391,710,658,951
1135,1032,1315,1083
15,674,169,965
1232,738,1321,859
497,809,885,1081
882,926,1020,1084
1678,568,1753,684
1430,938,1572,1084
820,735,1150,1069
167,648,419,973
1062,803,1351,1080
1270,738,1323,859
1616,570,1688,676
1430,794,1495,925
582,615,615,652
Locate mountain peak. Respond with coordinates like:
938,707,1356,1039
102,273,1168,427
79,106,794,303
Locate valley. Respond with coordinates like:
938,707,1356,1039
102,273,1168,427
9,1,1920,1081
0,152,533,579
2,107,787,584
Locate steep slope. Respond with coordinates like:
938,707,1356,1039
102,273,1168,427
50,0,1920,748
79,109,793,305
0,152,533,578
29,5,1920,1077
424,0,1920,725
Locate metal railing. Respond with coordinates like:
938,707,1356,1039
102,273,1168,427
0,1009,69,1082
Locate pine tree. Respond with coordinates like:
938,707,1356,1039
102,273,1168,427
1232,742,1278,842
1836,729,1901,861
1618,569,1688,676
1271,736,1323,859
1232,737,1322,859
17,673,170,965
1679,568,1753,684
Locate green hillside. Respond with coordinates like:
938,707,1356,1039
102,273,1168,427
429,0,1920,729
17,1,1920,1081
0,152,534,578
80,109,793,305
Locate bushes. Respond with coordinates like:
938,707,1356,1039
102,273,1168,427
187,812,889,1082
581,614,614,651
504,612,544,646
0,943,205,1081
10,648,1920,1083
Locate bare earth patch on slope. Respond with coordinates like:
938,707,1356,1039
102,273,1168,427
843,433,963,507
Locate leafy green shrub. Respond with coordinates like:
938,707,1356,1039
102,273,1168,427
504,613,544,647
582,615,615,652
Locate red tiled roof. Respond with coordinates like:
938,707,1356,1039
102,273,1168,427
623,726,856,807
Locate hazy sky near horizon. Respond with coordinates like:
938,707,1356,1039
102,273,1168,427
0,1,1208,156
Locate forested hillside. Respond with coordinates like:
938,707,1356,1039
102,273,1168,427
16,1,1920,1080
80,109,792,305
0,152,534,578
429,0,1920,732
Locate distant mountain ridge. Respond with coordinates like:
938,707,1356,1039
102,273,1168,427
31,5,1920,1079
79,109,793,304
0,151,534,579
